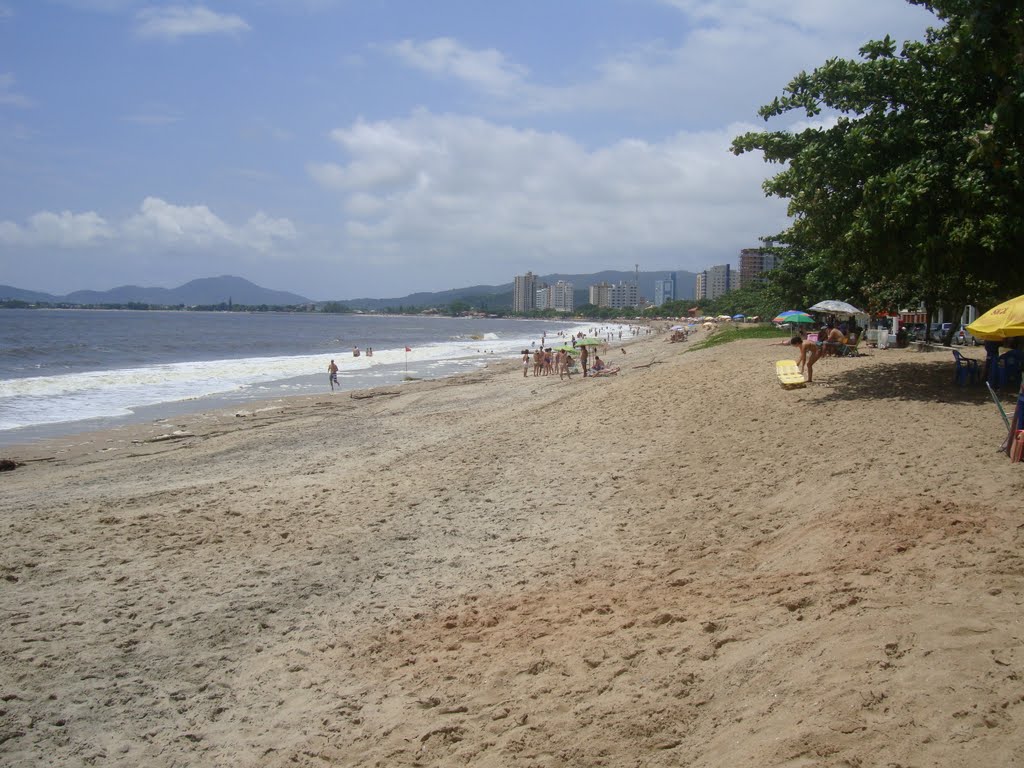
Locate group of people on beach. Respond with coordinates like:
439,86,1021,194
521,346,621,379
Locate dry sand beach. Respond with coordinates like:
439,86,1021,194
2,330,1023,767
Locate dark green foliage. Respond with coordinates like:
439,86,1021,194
732,1,1024,318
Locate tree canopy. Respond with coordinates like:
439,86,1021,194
732,0,1024,320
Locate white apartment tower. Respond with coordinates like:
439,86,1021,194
513,271,538,313
589,280,638,309
695,265,730,300
551,281,574,312
695,272,707,301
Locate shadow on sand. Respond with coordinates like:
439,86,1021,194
808,354,1013,408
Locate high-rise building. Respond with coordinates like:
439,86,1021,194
653,272,676,307
551,281,574,312
706,264,731,300
589,282,612,308
738,247,778,289
535,287,550,311
589,280,638,309
513,271,538,313
696,265,733,300
609,281,639,309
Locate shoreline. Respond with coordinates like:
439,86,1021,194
0,317,638,454
0,326,656,464
2,331,1021,767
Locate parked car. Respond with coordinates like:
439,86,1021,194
928,322,954,344
954,326,977,346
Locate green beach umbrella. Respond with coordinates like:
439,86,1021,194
773,311,814,324
575,337,605,346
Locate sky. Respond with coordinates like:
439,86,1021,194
0,0,939,301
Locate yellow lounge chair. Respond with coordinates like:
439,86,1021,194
776,359,807,389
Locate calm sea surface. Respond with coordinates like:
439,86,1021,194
0,309,608,446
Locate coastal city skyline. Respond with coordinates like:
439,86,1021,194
1,1,936,299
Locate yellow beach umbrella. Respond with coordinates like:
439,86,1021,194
966,294,1024,341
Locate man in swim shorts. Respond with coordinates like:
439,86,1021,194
328,359,339,390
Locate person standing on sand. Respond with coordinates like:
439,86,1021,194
580,345,589,377
790,336,822,382
328,359,339,390
522,349,530,378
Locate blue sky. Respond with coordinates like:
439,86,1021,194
0,0,937,300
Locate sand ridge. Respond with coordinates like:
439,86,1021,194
2,331,1023,766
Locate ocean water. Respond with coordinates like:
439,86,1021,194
0,309,622,446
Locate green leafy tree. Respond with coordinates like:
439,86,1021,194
321,302,352,314
732,1,1024,337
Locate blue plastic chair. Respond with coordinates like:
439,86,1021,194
995,351,1023,391
952,349,980,385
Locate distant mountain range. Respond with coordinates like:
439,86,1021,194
0,276,311,307
1,270,698,310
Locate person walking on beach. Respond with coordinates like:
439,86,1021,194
327,359,339,390
790,336,822,382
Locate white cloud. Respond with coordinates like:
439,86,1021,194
309,110,787,273
387,2,935,124
657,0,933,38
389,38,528,97
0,73,32,108
0,210,113,246
122,197,233,244
122,197,295,251
135,5,249,41
0,198,295,253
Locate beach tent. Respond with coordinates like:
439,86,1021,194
732,314,745,320
967,294,1024,341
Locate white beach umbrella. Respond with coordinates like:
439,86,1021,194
808,300,864,316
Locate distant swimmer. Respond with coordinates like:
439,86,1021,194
352,346,360,357
328,359,339,390
366,347,373,357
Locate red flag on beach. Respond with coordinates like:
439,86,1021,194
405,346,411,352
